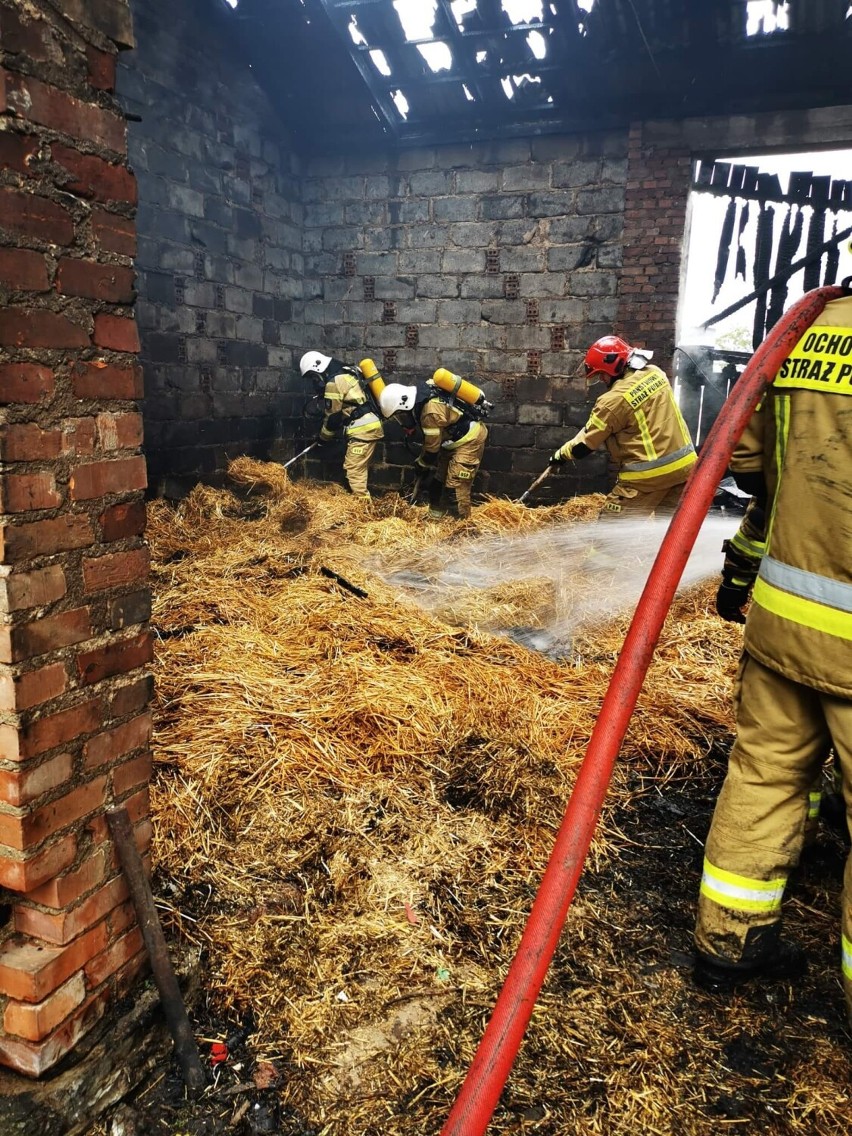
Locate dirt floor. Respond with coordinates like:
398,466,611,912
98,766,852,1136
89,472,852,1136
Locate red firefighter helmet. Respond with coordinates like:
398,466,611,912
584,335,633,380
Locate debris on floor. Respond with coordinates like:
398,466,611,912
123,458,850,1136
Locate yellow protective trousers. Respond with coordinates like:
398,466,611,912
598,479,686,521
694,652,852,1019
435,425,488,518
343,419,383,498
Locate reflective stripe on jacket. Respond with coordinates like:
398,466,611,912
419,397,481,454
558,364,696,490
320,369,384,441
737,294,852,697
729,504,767,562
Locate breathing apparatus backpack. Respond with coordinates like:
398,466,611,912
357,358,387,415
357,359,493,422
429,368,493,420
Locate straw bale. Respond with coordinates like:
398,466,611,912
141,460,849,1136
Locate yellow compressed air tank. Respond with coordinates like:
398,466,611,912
359,358,386,402
432,368,490,415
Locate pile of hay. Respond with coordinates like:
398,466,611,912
145,459,849,1135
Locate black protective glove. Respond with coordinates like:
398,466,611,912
549,449,567,466
716,538,759,623
715,578,751,623
415,453,437,474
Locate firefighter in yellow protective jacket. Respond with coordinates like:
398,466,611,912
378,375,488,519
550,335,697,518
299,351,384,499
693,290,852,1013
714,465,846,847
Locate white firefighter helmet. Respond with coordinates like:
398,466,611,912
379,383,417,418
299,351,332,378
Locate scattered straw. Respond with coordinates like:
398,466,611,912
145,459,850,1135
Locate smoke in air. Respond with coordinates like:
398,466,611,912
372,513,741,658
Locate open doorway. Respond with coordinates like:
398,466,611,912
676,148,852,445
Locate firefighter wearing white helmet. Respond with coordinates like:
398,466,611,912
299,351,333,381
298,351,384,500
550,335,697,520
379,374,488,520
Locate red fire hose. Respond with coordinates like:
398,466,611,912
441,285,845,1136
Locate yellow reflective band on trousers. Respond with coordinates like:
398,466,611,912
808,789,821,819
699,858,785,913
776,325,852,393
619,445,697,482
843,933,852,981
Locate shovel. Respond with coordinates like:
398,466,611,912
282,441,319,470
515,465,552,505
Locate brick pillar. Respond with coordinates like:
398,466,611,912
0,0,152,1076
617,120,693,373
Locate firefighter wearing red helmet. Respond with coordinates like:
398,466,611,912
550,335,697,519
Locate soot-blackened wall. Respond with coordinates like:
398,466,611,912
118,0,852,504
299,133,630,500
117,0,305,497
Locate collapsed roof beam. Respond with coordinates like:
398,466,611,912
433,0,490,105
314,0,402,134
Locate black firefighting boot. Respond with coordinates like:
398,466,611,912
444,488,464,519
453,484,472,519
427,479,446,521
693,936,808,994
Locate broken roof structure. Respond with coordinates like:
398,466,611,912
225,0,852,149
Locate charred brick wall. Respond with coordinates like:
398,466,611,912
617,121,693,373
0,0,150,1077
116,0,305,497
300,134,630,501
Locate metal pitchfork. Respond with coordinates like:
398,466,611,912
282,441,319,470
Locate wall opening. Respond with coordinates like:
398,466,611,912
676,147,852,445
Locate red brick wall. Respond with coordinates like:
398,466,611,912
617,121,693,375
0,0,150,1076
